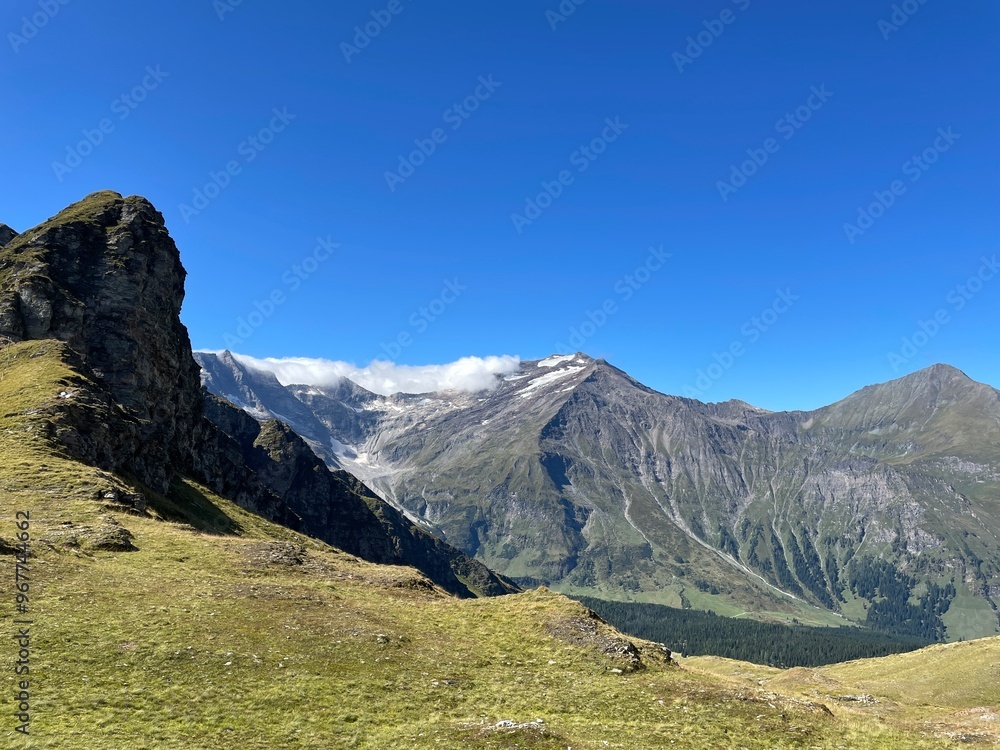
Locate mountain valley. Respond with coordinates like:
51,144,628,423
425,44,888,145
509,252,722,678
198,349,1000,641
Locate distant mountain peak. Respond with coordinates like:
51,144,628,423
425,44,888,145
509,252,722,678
834,363,985,405
813,361,1000,463
873,363,989,402
716,398,772,414
221,350,283,382
908,362,973,382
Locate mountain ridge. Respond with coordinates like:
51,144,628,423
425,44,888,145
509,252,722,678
208,346,989,412
199,347,1000,640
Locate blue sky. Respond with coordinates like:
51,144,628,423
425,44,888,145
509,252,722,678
2,0,998,410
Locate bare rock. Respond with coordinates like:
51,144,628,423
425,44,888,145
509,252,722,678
546,610,644,670
0,224,16,247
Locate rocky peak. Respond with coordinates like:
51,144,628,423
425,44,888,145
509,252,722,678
309,371,380,403
700,398,773,422
808,363,1000,466
0,191,203,491
905,363,974,388
0,223,17,247
199,349,284,394
819,363,995,424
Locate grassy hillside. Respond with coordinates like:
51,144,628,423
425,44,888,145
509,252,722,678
686,637,1000,746
1,339,995,748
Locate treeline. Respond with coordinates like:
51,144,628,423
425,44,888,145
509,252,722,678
574,596,928,668
847,557,954,641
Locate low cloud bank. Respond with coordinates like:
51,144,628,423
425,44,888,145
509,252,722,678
224,353,521,396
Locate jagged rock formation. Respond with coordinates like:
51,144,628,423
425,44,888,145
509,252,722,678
0,223,17,247
1,193,203,492
0,192,516,598
198,350,1000,640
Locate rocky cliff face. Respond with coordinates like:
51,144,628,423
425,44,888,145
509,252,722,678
198,350,1000,640
0,192,516,599
0,192,202,492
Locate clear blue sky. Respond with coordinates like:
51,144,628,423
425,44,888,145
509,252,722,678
2,0,998,410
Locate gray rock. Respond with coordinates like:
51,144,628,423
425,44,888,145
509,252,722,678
0,224,16,247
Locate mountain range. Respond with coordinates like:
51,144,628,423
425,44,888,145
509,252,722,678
197,349,1000,641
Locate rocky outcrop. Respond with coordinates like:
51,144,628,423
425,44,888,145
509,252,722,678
0,224,17,247
0,192,517,599
545,604,653,672
0,192,202,492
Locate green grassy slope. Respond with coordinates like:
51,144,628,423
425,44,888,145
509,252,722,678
687,635,1000,746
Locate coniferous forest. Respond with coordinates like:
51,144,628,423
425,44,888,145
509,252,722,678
575,596,929,668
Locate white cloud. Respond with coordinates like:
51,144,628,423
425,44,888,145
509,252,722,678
222,352,522,396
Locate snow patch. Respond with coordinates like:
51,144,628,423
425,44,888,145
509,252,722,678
518,365,586,398
243,405,272,421
329,437,357,459
537,354,577,368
